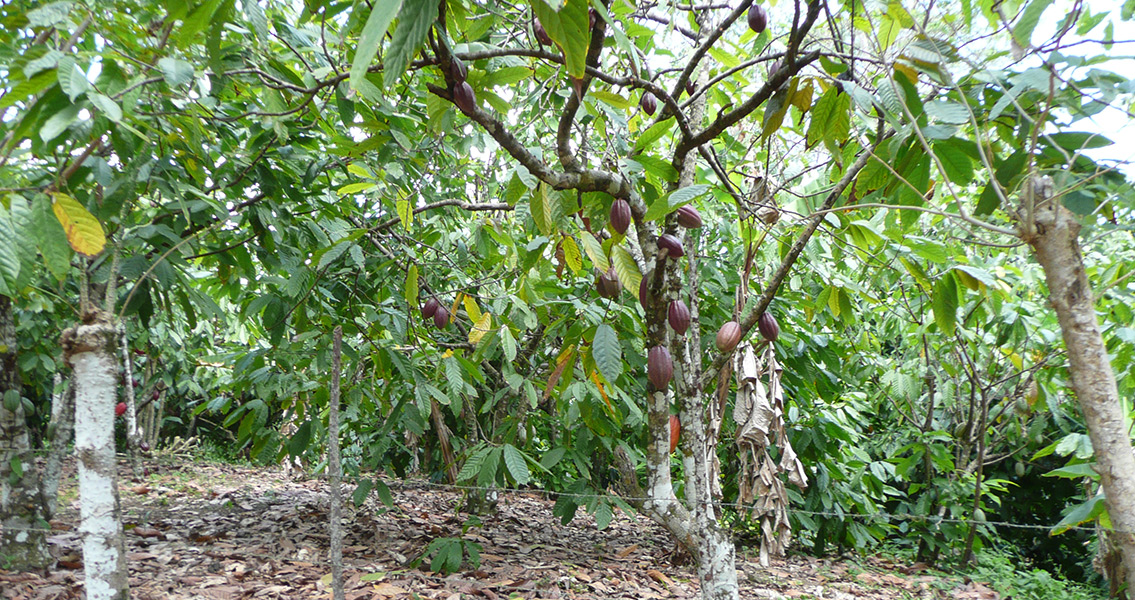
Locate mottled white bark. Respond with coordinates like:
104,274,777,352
1017,177,1135,594
62,311,128,600
42,373,75,518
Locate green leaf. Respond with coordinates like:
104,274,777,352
88,93,123,123
383,0,439,88
0,71,56,112
27,1,72,27
337,182,374,195
33,194,70,282
396,198,413,230
633,120,676,152
590,90,632,110
502,444,530,485
157,58,195,87
404,264,419,306
1050,492,1105,535
57,57,90,101
286,420,313,457
351,0,402,94
533,0,591,78
352,479,374,506
0,204,21,296
244,0,270,40
592,324,622,384
500,326,517,362
1042,463,1098,479
38,104,82,142
644,184,709,221
932,141,974,186
579,230,608,271
610,245,642,293
594,501,613,530
177,0,226,47
1013,0,1054,47
932,272,958,336
562,235,582,273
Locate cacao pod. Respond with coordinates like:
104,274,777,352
132,379,140,388
748,5,768,33
533,20,552,45
139,441,150,452
715,321,742,352
658,234,684,258
152,390,160,401
768,59,783,80
669,415,680,454
449,57,468,84
596,268,621,299
641,91,658,116
668,300,691,335
453,81,476,113
434,306,450,329
758,312,779,341
639,276,650,308
685,81,696,97
647,345,673,390
115,402,127,416
422,298,440,318
609,198,631,235
676,205,702,228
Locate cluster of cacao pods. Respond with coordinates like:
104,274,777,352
421,297,449,329
447,56,475,113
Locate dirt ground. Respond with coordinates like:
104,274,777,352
0,458,999,599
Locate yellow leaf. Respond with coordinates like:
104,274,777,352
589,370,614,415
562,235,582,273
51,192,105,257
468,312,492,345
463,295,482,323
441,349,454,358
450,293,464,324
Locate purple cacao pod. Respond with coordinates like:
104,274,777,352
453,81,476,114
758,312,780,342
449,57,468,84
434,306,450,329
658,234,684,258
596,268,621,299
748,5,768,33
647,345,673,390
668,300,691,335
641,91,658,116
639,277,650,308
676,205,702,229
422,298,440,318
534,20,552,45
609,198,631,235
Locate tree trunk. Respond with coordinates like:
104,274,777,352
0,296,53,571
42,373,75,519
61,309,129,600
1017,176,1135,596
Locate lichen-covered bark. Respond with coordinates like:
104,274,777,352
61,310,129,600
1018,177,1135,594
41,373,75,518
0,296,52,571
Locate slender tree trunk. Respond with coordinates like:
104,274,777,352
61,309,128,600
0,296,52,571
1017,176,1135,596
118,324,142,476
42,373,75,519
328,327,345,600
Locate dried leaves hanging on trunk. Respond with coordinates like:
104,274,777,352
733,342,808,566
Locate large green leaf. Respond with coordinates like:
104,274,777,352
383,0,439,88
350,0,403,94
502,443,530,485
533,0,591,79
592,324,622,384
932,272,959,336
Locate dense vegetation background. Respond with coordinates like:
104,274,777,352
1,0,1133,598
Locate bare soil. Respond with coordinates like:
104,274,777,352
0,458,997,599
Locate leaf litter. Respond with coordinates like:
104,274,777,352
0,459,994,599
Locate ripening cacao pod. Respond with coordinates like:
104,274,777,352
639,277,650,308
658,234,684,258
647,345,673,390
676,205,702,228
115,402,127,416
422,298,440,318
685,81,696,97
715,321,742,352
609,198,631,235
453,81,476,113
669,415,680,454
748,5,768,33
758,312,780,341
596,268,621,299
641,91,658,116
434,306,450,329
668,300,691,335
449,57,468,84
533,20,553,45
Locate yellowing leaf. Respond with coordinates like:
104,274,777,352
463,295,482,323
590,370,615,415
51,192,105,257
562,235,582,273
468,312,492,345
579,230,609,271
337,182,374,195
450,292,464,324
396,198,413,230
611,245,642,293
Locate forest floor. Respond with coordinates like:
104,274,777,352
0,457,1001,600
